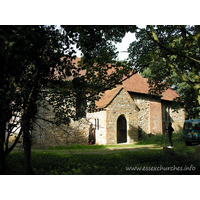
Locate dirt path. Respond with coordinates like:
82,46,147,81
12,144,162,154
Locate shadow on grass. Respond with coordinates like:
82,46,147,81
6,145,200,175
7,131,200,175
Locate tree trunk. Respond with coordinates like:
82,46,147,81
24,142,33,175
0,122,6,175
22,118,33,175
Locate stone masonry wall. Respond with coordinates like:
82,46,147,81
87,110,107,145
162,100,185,133
32,89,185,147
170,108,185,132
106,88,139,144
130,94,150,134
32,100,89,147
130,93,185,134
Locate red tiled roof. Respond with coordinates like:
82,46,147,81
62,57,179,104
121,73,180,101
95,86,124,109
121,73,150,94
95,86,139,110
95,73,179,108
161,87,179,101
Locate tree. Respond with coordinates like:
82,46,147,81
0,25,136,174
0,25,75,174
128,25,200,116
47,25,137,124
169,72,200,119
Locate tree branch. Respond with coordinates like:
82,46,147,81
147,26,200,64
148,26,195,88
5,128,22,156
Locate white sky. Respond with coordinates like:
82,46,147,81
115,32,136,60
116,25,147,60
75,31,137,61
75,26,146,60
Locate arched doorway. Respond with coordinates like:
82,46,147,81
117,115,127,143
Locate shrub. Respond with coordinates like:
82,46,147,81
138,131,183,146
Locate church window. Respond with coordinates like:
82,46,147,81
95,118,99,130
163,104,171,122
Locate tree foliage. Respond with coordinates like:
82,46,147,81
0,25,136,174
128,25,200,117
0,25,70,174
47,25,137,123
169,72,200,119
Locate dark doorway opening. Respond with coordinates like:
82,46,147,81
117,115,127,143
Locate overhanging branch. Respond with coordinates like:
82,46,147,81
147,26,195,88
147,26,200,64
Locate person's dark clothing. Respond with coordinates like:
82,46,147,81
88,127,94,144
166,123,174,147
168,131,173,147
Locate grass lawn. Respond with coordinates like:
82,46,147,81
5,132,200,175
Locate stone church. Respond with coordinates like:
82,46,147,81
87,73,185,145
32,59,185,147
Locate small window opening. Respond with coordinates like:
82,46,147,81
95,118,99,130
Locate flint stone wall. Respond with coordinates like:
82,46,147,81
32,100,89,147
31,89,184,147
162,100,185,133
130,93,150,134
169,107,185,133
106,88,139,144
87,88,139,145
130,93,184,134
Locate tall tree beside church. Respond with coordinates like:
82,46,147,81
48,25,137,124
128,25,200,116
0,25,70,174
0,25,136,174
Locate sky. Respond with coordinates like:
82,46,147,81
74,26,147,61
115,32,136,60
75,31,137,60
55,25,136,60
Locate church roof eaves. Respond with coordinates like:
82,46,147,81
95,86,140,111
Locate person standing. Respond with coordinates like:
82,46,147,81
166,122,174,148
88,124,95,145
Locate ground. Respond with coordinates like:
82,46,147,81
6,139,200,175
12,144,164,154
